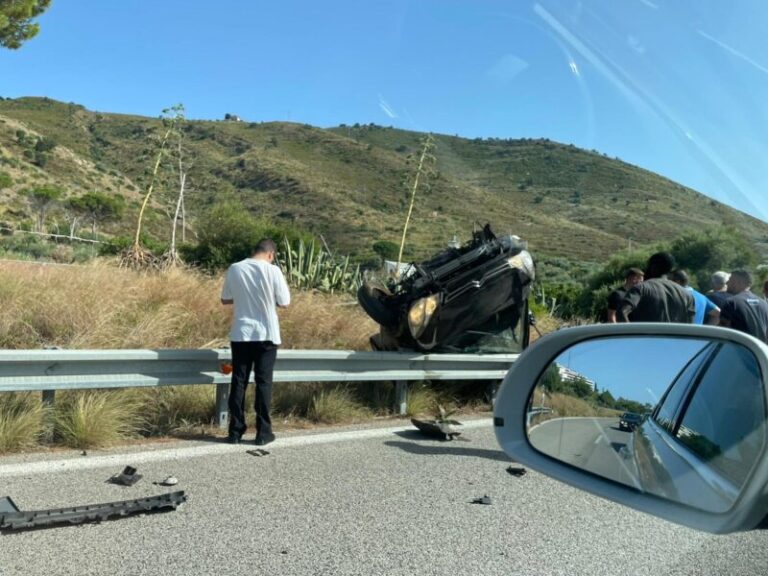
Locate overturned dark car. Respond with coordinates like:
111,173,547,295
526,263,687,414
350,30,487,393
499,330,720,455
358,224,535,353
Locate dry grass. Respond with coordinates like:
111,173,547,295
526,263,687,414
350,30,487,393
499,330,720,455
0,259,376,350
405,383,437,417
531,391,620,426
0,260,500,452
137,385,216,436
279,291,377,350
529,313,565,343
0,393,48,453
53,390,143,448
307,387,371,424
272,383,316,418
273,383,373,424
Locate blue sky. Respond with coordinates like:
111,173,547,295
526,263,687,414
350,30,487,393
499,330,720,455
2,0,767,220
553,336,710,407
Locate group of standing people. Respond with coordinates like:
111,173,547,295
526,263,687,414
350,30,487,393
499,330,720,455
218,240,768,446
606,251,768,343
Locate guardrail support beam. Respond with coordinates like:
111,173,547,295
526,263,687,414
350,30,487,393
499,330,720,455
215,383,229,429
395,381,408,415
42,389,55,407
41,389,56,442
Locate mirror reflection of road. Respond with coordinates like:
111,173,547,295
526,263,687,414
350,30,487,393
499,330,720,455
530,417,641,490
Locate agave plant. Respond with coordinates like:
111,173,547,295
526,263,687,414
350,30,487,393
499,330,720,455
280,237,362,295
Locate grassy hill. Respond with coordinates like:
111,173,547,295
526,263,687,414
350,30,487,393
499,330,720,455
1,96,766,267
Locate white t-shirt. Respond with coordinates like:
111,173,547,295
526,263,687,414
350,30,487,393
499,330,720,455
221,258,291,344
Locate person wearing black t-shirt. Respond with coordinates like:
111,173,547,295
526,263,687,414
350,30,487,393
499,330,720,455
606,267,644,323
620,252,695,323
720,269,768,343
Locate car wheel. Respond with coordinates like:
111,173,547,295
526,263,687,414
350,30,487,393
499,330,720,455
357,282,399,328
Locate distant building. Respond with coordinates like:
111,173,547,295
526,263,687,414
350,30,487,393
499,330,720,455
556,364,596,391
224,113,243,122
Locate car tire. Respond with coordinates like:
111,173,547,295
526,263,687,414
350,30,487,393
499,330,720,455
357,282,399,328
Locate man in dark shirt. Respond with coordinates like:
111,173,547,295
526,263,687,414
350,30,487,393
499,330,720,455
606,267,644,323
620,252,695,323
720,269,768,343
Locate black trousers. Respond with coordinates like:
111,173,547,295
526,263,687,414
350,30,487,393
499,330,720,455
228,340,278,439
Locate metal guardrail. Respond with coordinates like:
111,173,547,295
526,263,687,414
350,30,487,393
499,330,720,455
526,406,553,427
0,349,519,427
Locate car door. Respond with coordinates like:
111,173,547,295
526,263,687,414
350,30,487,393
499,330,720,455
634,340,767,512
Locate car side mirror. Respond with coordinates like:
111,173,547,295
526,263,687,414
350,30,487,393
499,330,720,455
494,323,768,534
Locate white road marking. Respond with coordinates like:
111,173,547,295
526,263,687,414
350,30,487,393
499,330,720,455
0,419,493,478
589,418,642,490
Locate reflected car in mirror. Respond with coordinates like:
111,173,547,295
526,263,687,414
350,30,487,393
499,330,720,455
494,323,768,534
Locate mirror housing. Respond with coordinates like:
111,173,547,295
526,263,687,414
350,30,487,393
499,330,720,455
494,323,768,534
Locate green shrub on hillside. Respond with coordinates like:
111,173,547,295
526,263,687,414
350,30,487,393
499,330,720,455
99,233,166,256
0,171,12,190
0,234,55,259
671,226,758,290
372,239,400,261
181,201,311,270
537,225,759,322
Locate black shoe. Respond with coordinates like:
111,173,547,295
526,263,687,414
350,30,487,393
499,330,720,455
227,434,242,445
254,433,275,446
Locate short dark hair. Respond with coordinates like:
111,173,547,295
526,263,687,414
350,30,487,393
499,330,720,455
669,269,689,286
253,238,277,255
625,267,644,280
647,252,676,276
731,269,753,287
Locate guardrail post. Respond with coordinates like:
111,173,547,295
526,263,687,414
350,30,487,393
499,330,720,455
395,381,408,415
41,390,56,441
486,381,499,407
42,389,55,407
215,383,229,429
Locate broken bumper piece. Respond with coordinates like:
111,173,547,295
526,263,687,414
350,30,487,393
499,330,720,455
0,491,186,531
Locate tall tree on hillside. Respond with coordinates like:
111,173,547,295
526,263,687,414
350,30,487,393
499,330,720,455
163,104,190,267
21,185,61,231
0,0,52,49
67,191,125,237
123,104,182,269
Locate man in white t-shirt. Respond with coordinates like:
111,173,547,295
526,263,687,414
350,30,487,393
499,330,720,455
221,238,291,445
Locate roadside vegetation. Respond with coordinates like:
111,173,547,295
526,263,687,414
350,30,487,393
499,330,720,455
532,225,766,324
529,393,620,428
4,97,768,267
528,382,622,428
0,259,493,453
538,363,649,415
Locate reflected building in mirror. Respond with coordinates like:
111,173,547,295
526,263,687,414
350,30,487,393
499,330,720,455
556,363,596,391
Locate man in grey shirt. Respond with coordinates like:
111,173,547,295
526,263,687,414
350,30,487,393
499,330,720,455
221,238,291,445
620,252,695,323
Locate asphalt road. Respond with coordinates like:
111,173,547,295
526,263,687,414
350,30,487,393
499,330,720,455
1,420,767,576
529,417,641,489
